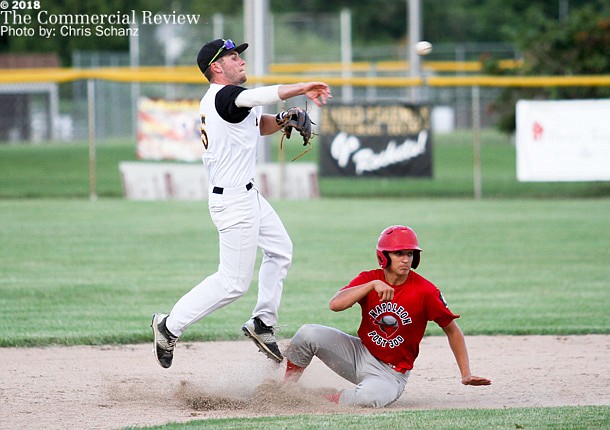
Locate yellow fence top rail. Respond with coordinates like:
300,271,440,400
268,59,522,73
0,67,83,84
0,65,609,87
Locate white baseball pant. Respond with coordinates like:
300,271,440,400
166,184,292,336
285,324,410,408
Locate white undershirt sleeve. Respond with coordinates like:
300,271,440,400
234,85,282,108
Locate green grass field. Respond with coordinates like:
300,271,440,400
129,406,608,430
1,132,609,429
1,197,609,347
1,130,610,199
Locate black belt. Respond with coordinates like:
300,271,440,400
212,182,253,195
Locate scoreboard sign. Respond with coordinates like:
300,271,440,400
319,103,432,177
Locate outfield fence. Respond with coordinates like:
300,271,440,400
1,65,609,145
1,66,609,201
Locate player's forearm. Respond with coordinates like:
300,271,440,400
278,83,311,101
451,339,472,379
443,322,472,379
259,114,281,135
278,82,330,107
329,283,374,312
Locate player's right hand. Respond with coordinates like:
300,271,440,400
373,281,395,302
302,82,332,106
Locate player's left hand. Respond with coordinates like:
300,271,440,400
461,375,492,386
276,107,313,145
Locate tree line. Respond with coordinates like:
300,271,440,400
1,0,606,66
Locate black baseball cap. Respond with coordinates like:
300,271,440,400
197,38,248,74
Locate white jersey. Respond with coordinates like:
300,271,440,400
199,83,262,188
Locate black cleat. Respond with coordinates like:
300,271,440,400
242,317,283,363
151,313,178,369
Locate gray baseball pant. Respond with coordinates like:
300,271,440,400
284,324,409,408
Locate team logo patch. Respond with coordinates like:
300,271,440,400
374,313,400,338
367,302,412,348
439,291,448,307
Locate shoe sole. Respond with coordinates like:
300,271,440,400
151,313,171,369
241,325,283,363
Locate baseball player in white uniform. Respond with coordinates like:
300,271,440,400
151,38,331,368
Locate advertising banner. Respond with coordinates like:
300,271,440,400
516,99,610,182
137,97,202,162
319,103,432,177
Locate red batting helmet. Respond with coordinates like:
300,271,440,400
376,225,422,269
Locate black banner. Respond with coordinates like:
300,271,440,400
319,103,432,177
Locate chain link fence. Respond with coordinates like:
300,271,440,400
1,11,520,145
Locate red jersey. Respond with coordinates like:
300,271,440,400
342,269,459,373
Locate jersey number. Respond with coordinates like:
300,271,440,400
200,114,209,150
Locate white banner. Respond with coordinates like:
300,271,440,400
118,162,319,200
516,99,610,182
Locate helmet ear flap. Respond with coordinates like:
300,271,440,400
412,250,421,269
377,250,391,268
382,251,391,269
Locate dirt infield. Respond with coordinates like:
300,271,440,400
2,335,609,429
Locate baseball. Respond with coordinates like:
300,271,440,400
381,315,398,326
415,41,432,56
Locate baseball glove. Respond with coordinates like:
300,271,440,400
276,107,315,161
276,107,313,145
